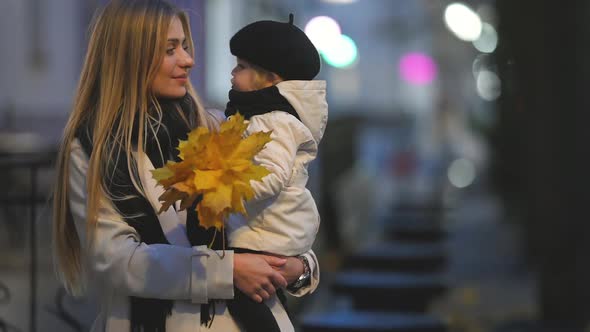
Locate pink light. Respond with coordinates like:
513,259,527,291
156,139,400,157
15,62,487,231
398,52,437,85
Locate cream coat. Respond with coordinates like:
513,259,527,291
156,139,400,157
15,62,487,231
227,80,328,256
68,111,319,331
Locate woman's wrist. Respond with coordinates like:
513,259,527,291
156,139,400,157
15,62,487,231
286,255,311,292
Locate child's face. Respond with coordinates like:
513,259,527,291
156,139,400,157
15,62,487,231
231,58,274,92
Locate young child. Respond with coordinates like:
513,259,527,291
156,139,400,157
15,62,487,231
224,14,327,332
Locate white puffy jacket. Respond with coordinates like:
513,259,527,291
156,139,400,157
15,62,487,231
227,80,328,256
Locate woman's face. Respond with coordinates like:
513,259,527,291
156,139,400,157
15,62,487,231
152,17,194,98
231,58,274,92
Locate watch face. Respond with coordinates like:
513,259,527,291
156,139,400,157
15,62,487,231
301,272,311,287
298,270,311,287
287,255,312,292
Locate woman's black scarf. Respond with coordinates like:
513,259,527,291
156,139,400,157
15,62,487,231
76,95,223,331
225,85,300,121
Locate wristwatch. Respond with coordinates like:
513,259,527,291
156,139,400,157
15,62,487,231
287,255,311,292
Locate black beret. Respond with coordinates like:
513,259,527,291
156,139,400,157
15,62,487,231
230,14,320,81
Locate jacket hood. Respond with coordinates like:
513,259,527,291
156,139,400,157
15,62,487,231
275,80,328,144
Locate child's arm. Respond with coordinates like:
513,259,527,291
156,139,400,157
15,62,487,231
247,112,310,200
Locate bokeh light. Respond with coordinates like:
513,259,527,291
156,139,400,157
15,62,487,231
321,34,358,68
304,16,342,53
472,54,494,79
448,158,476,188
476,70,501,101
473,22,498,53
444,3,482,42
398,52,438,85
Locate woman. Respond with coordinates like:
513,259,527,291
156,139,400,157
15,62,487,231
51,1,319,331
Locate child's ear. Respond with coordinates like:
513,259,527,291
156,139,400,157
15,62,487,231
268,72,284,84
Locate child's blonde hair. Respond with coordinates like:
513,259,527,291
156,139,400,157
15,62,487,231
246,60,283,89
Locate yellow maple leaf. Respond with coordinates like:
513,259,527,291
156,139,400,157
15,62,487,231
151,113,272,231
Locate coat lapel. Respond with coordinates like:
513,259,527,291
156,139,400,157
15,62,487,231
135,151,192,247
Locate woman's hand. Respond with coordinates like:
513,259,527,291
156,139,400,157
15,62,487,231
233,253,288,303
269,256,305,285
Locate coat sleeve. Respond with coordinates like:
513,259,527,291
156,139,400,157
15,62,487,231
68,141,234,303
247,112,311,201
286,249,320,297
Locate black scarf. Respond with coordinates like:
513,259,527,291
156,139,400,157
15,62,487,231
76,95,223,331
225,85,300,121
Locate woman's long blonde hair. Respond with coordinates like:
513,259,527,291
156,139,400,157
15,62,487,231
52,0,214,295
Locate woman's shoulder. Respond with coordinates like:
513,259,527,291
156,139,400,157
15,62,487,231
68,138,90,173
69,138,87,158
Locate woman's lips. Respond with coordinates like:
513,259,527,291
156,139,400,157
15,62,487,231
173,76,188,83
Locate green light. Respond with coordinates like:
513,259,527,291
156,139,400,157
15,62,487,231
321,34,358,68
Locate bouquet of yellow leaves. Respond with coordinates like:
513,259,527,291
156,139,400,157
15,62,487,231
151,113,272,231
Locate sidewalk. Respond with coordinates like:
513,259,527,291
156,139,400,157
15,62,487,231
431,190,537,332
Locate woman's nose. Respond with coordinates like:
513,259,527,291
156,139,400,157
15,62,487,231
180,50,194,69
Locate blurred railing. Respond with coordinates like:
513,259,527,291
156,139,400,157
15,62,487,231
0,133,55,332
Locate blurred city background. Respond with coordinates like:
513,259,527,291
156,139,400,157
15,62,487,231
1,0,589,331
